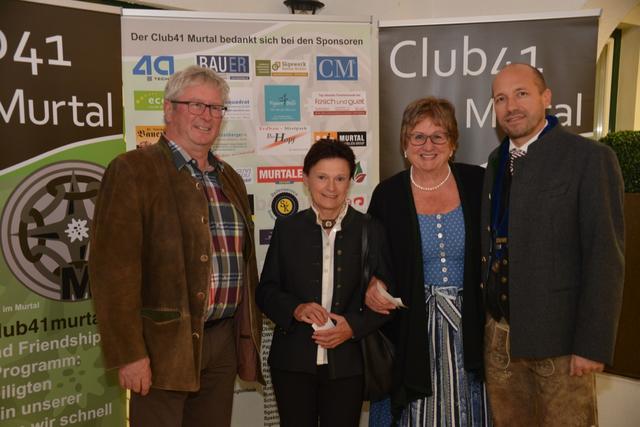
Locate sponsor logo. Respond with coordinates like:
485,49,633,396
257,125,310,154
136,125,164,148
264,85,300,122
348,194,367,208
134,91,165,111
257,166,304,183
226,87,253,120
270,189,300,219
352,160,367,184
132,55,174,81
1,162,105,301
312,91,367,116
196,55,251,80
255,59,309,77
259,229,273,245
215,129,251,155
313,131,367,147
235,167,254,184
316,56,358,80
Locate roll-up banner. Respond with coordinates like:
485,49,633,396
378,11,600,178
121,10,377,426
0,0,125,426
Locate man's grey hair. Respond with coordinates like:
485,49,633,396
164,65,230,103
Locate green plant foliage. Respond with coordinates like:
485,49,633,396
600,130,640,193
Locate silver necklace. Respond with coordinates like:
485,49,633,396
410,165,451,191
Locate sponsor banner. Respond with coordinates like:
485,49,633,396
312,91,367,116
313,131,367,147
256,59,309,77
264,85,301,122
256,125,310,155
257,166,304,183
1,1,125,426
316,56,358,80
122,13,375,425
378,13,599,178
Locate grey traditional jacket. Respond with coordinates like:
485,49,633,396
481,123,625,364
90,136,262,391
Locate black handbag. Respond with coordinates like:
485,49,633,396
360,214,394,402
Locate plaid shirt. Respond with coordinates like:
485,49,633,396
167,139,244,321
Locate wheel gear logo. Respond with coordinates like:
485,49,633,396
1,161,105,301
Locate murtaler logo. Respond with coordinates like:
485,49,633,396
1,162,105,301
316,56,358,80
314,131,367,147
257,166,304,183
353,161,367,183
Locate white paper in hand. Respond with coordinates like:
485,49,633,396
312,318,335,331
377,282,407,308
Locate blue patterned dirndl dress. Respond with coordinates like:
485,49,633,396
399,206,491,427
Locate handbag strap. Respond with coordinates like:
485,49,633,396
360,213,371,304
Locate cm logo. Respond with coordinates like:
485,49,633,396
133,55,175,81
316,56,358,80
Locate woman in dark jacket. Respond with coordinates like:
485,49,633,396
366,98,490,426
256,139,392,427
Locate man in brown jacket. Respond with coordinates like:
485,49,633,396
90,65,262,427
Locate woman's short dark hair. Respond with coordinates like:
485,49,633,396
303,138,356,178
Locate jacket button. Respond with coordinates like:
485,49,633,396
500,277,508,284
337,249,342,256
481,256,487,262
192,332,200,340
480,282,484,289
196,292,205,300
200,254,209,262
486,226,491,232
500,294,507,301
502,259,508,265
201,216,207,224
336,284,342,289
337,266,342,272
196,182,202,190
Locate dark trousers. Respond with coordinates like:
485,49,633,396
271,365,363,427
130,318,237,427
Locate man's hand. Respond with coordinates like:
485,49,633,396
312,313,353,349
365,276,396,314
119,357,152,395
294,302,329,326
570,354,604,377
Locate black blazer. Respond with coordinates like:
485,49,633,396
256,206,392,379
368,163,485,412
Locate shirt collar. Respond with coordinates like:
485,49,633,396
164,136,223,173
509,119,548,154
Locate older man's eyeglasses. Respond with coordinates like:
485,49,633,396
408,132,449,146
171,100,227,118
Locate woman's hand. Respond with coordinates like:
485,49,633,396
365,276,396,314
312,313,354,349
294,302,329,326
